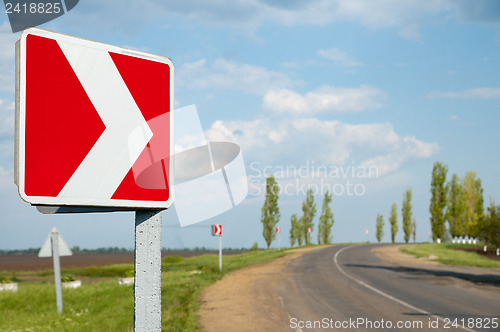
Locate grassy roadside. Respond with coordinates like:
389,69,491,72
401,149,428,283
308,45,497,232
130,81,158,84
0,248,288,331
400,243,500,268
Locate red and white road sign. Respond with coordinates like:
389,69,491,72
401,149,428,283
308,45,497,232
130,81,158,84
307,227,312,233
276,226,281,233
15,28,174,209
212,224,222,236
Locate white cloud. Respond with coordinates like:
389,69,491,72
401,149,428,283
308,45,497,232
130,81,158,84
447,114,477,126
0,98,15,177
0,98,14,136
0,165,13,191
359,135,437,175
155,0,457,30
205,117,438,177
429,87,500,99
177,58,293,95
0,137,13,159
51,0,496,42
158,0,471,36
263,85,385,116
22,0,495,48
0,22,20,93
398,23,422,40
318,48,363,68
330,0,453,29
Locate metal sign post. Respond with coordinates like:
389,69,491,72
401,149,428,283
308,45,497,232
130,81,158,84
38,227,72,314
134,210,163,332
51,231,63,314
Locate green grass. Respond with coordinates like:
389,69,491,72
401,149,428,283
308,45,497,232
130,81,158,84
400,243,500,268
36,263,134,278
0,281,134,331
161,249,288,331
0,249,288,331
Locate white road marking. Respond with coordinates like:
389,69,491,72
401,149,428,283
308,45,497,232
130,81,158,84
277,294,303,332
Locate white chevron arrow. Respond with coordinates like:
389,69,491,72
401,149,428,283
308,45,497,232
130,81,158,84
57,41,153,200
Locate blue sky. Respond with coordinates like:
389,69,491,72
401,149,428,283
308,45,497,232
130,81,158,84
0,0,499,250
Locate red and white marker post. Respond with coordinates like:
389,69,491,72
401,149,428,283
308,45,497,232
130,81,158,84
212,224,223,271
276,226,281,251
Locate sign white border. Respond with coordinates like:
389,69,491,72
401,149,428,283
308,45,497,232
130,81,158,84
15,28,174,209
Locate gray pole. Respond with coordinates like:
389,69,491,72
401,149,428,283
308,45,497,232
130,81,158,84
51,231,63,314
134,210,162,332
219,235,222,271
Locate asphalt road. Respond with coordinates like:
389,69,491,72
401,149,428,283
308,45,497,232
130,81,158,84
276,245,500,332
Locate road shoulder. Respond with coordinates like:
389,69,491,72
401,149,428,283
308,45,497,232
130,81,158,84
371,244,440,267
197,246,330,332
372,244,500,292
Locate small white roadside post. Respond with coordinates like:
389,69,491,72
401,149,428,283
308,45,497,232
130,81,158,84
134,210,162,332
38,227,73,314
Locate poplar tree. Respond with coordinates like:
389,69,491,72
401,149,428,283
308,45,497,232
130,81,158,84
376,214,384,243
430,161,448,242
301,189,316,245
462,171,484,238
261,176,280,249
389,203,398,243
446,173,465,238
289,214,299,247
411,219,417,243
402,189,413,244
479,200,500,248
318,191,335,244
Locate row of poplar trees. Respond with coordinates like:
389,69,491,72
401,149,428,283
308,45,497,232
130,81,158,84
376,189,415,244
260,176,335,249
430,161,499,247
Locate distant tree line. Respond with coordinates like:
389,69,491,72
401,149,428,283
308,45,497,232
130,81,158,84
375,161,499,247
71,246,132,253
0,248,41,255
0,246,251,255
0,246,134,255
